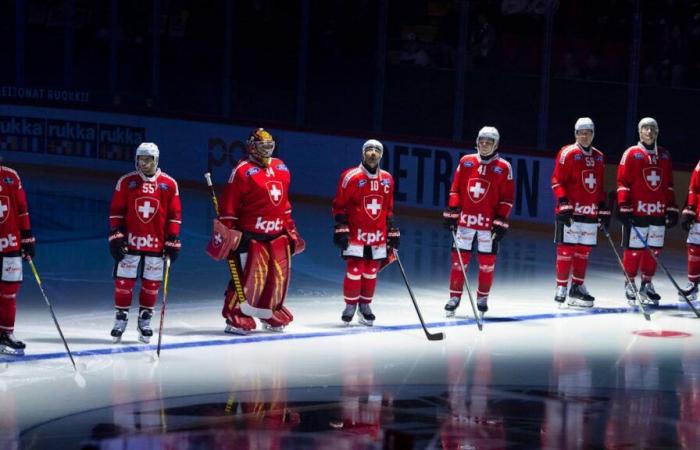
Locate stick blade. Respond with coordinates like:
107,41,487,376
427,332,445,341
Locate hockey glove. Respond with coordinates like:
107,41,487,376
682,208,696,232
443,208,460,230
20,230,36,260
555,198,573,227
108,229,127,262
387,227,400,249
287,226,306,255
665,207,679,228
616,203,634,226
492,217,509,242
333,224,350,250
597,203,612,228
164,236,181,262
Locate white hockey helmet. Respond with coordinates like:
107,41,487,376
574,117,594,133
362,139,383,154
135,142,159,172
476,126,500,154
638,117,658,133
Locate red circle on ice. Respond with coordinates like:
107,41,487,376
633,330,692,338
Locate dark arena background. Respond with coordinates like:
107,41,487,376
2,1,700,449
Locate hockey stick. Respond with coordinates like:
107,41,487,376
630,224,700,317
155,256,171,358
450,230,483,331
204,173,246,307
27,258,79,371
393,249,445,341
600,225,651,321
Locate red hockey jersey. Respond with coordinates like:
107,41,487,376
332,164,395,247
687,160,700,215
0,166,32,254
551,144,606,219
617,145,676,217
448,153,514,231
220,157,294,235
109,169,182,253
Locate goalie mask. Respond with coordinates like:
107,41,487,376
247,128,276,166
476,126,499,157
135,142,159,176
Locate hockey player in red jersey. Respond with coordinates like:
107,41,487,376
218,128,305,334
681,160,700,302
550,117,610,307
0,165,36,355
108,142,182,343
616,117,678,305
332,139,398,326
443,126,514,317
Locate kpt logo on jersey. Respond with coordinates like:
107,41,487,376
363,195,383,220
134,197,160,224
266,181,283,206
467,178,490,203
357,229,383,245
636,200,665,214
460,212,490,228
128,233,158,249
0,196,10,224
0,233,17,251
255,217,283,233
642,167,662,191
581,170,597,194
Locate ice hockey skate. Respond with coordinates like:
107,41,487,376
444,297,460,317
341,303,357,325
639,281,661,306
261,321,285,332
477,296,488,320
224,320,249,336
554,286,567,306
679,281,698,303
358,303,375,326
0,332,26,356
625,281,638,305
567,283,594,308
110,309,128,343
137,308,153,344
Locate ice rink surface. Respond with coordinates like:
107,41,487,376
1,170,699,449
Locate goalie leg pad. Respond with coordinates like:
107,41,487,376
222,283,256,332
114,277,136,309
239,239,272,319
263,235,293,326
0,282,20,332
139,279,161,309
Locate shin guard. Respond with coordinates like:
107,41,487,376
641,248,660,282
0,282,20,332
555,244,574,287
476,253,496,298
344,258,363,305
623,249,643,279
449,250,470,299
114,277,136,309
689,244,700,283
139,279,161,309
359,260,380,303
571,245,592,285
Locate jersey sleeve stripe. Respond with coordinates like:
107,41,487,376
617,187,630,191
341,168,361,189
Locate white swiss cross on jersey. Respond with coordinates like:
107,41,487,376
643,167,662,191
0,196,9,224
467,178,490,203
581,170,597,194
363,195,383,220
266,181,283,206
135,197,159,224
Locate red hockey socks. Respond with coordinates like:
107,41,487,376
555,244,574,286
449,250,470,299
139,279,161,309
114,277,136,309
344,258,362,304
571,245,592,285
359,260,380,304
476,254,497,298
623,249,643,279
640,248,660,282
0,282,20,332
689,244,700,283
